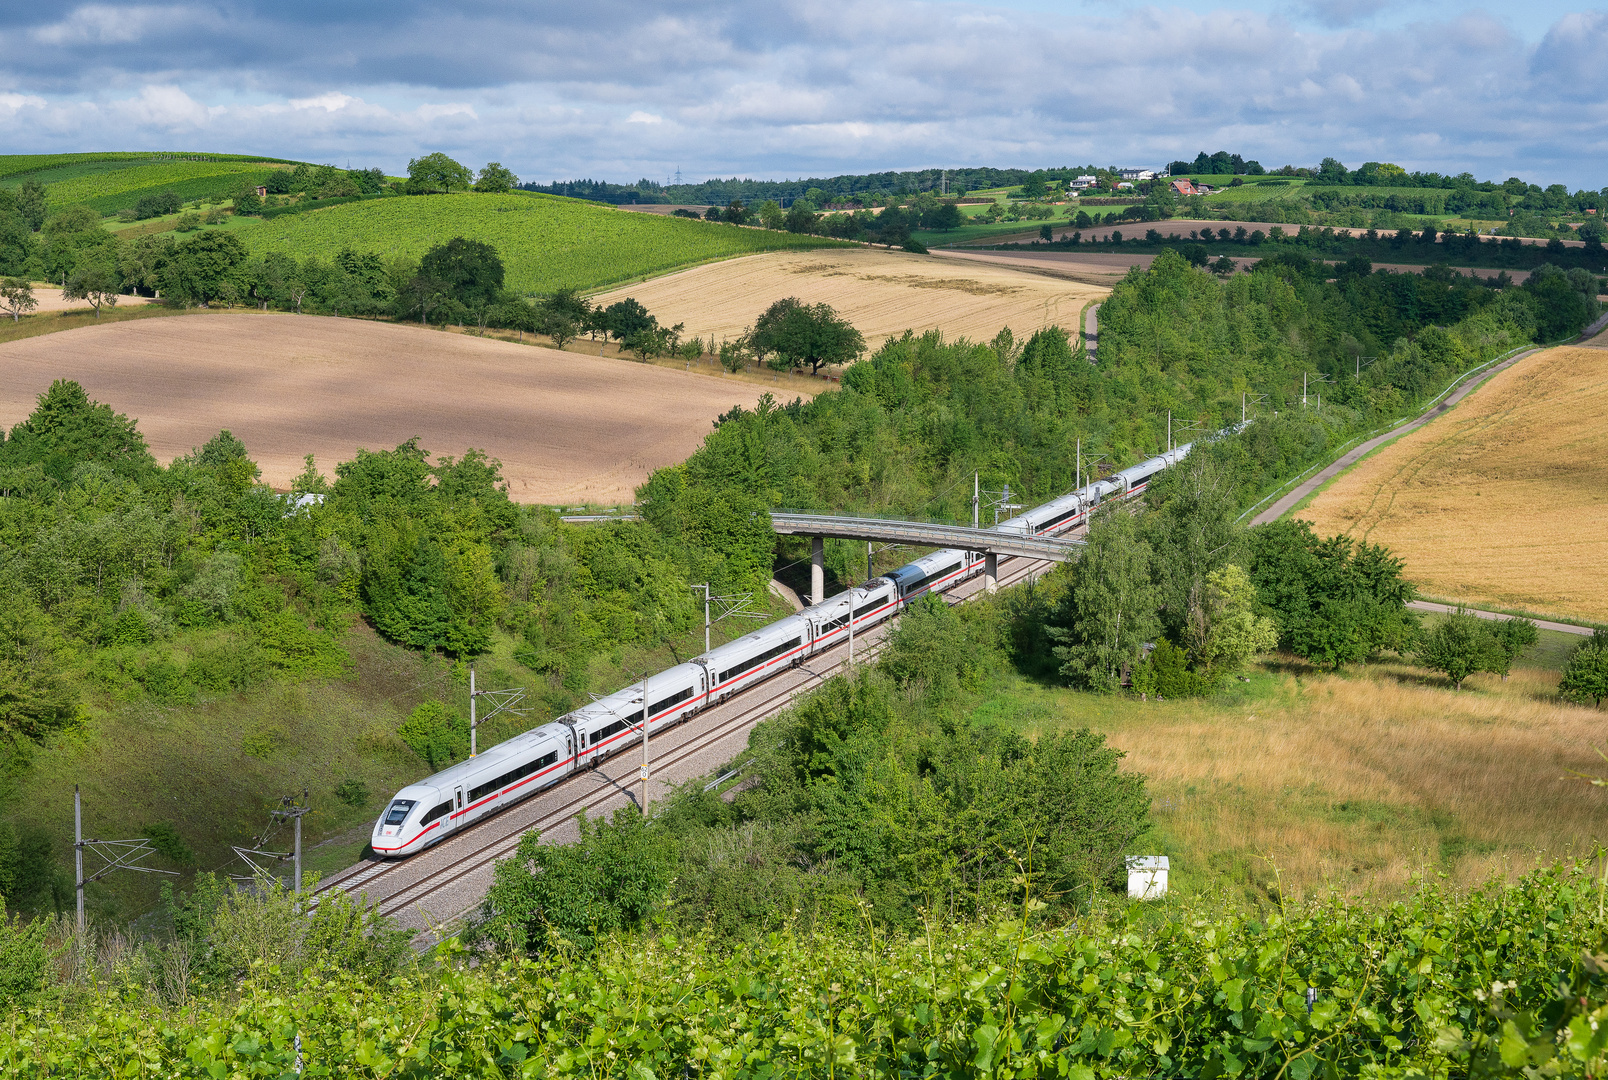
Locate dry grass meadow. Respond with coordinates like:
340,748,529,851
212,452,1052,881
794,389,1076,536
982,656,1608,902
1299,342,1608,622
591,247,1107,350
0,312,789,504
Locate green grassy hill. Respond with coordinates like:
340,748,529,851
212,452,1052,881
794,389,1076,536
239,192,849,294
0,152,303,214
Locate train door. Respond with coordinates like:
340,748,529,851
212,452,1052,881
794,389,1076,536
454,785,464,823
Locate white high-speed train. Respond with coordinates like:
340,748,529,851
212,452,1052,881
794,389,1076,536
370,443,1194,857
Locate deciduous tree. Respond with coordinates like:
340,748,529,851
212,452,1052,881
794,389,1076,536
0,277,36,322
1415,609,1499,690
1047,508,1160,690
749,298,865,375
473,162,519,194
62,256,121,317
405,152,474,195
418,237,504,310
1559,631,1608,708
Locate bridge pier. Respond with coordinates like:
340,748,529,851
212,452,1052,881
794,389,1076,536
985,552,998,593
811,536,824,605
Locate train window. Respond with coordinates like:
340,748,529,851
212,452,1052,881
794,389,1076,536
469,749,561,802
383,800,416,826
719,636,802,682
420,801,453,826
649,686,694,717
590,719,630,746
852,600,883,621
1039,506,1078,530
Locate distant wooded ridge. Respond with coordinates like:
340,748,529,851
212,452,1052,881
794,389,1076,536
524,157,1606,207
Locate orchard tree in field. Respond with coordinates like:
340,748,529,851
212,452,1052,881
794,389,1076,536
1559,631,1608,708
1415,609,1499,690
1485,617,1539,681
473,162,519,194
63,256,122,318
598,297,657,347
1,277,36,322
749,298,865,375
406,153,474,194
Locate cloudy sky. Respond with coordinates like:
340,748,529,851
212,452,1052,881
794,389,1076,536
2,1,1605,188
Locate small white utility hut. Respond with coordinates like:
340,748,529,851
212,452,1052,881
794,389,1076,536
1126,855,1169,900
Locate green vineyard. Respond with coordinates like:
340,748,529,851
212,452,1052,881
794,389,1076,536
52,161,285,214
240,192,850,294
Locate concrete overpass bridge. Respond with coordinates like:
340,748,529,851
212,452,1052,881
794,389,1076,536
768,511,1084,604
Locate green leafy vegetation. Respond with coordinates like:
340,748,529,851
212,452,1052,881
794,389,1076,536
7,860,1608,1076
240,192,847,294
0,376,779,916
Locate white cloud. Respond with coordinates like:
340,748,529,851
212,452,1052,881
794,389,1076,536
29,5,182,46
0,1,1602,189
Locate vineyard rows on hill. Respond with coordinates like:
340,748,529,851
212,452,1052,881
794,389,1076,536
43,161,279,209
0,152,294,183
240,192,850,294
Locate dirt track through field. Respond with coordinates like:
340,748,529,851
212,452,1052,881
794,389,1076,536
592,247,1107,348
0,313,784,504
1299,342,1608,621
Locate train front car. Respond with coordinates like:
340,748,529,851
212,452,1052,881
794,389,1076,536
370,722,574,858
371,782,452,857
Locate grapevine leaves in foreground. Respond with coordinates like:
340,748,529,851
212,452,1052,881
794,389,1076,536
3,863,1607,1077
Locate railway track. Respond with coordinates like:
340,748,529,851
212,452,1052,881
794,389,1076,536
313,544,1057,938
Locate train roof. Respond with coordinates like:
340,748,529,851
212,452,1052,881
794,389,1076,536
400,721,570,793
699,613,811,665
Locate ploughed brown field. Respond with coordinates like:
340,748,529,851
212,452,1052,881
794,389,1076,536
591,247,1107,349
0,313,787,504
1299,340,1608,621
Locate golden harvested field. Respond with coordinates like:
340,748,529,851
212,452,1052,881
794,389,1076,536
1299,342,1608,621
992,659,1606,899
0,313,786,504
592,247,1107,349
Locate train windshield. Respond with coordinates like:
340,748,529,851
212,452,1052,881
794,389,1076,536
383,800,416,826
